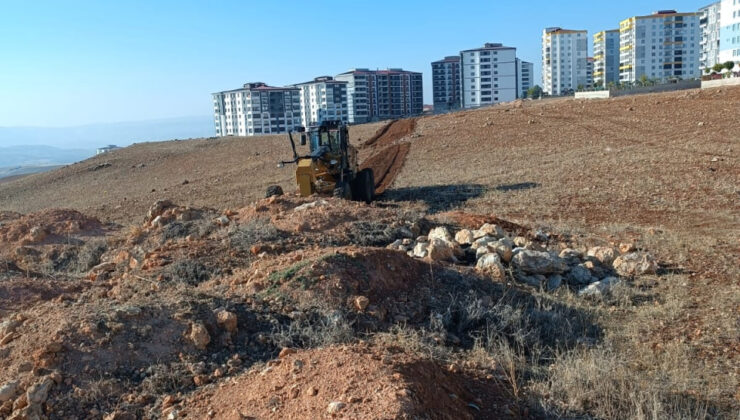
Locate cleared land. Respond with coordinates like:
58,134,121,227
0,87,738,419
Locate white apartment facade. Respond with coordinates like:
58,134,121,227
517,59,534,98
294,76,348,127
212,82,301,137
593,29,621,85
542,28,589,95
431,56,461,111
460,43,519,108
719,0,740,62
619,11,701,83
700,2,722,69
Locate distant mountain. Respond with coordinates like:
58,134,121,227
0,115,214,150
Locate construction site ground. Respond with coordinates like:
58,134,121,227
0,86,738,419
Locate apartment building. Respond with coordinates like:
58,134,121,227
719,0,740,62
700,2,722,69
593,29,621,85
542,28,589,95
335,69,423,123
586,57,595,87
294,76,348,127
431,56,461,112
460,43,519,108
212,82,301,137
619,10,701,83
517,59,534,98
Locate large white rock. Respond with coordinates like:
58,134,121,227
512,250,567,274
471,236,495,250
454,229,475,245
428,226,454,243
488,240,513,263
613,252,658,276
579,277,620,297
427,238,455,261
476,223,504,239
412,242,428,258
476,253,505,278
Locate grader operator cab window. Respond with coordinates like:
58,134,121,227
309,129,340,152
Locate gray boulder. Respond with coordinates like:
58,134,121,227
512,250,567,274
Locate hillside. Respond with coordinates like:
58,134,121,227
0,87,738,419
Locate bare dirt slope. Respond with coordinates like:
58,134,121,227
0,87,738,419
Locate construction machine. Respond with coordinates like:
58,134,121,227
276,120,374,203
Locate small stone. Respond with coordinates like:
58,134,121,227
327,401,346,414
513,236,528,247
558,248,583,265
215,215,230,226
476,253,505,279
306,386,318,396
279,347,296,358
579,277,621,297
27,378,53,405
613,252,658,277
618,242,636,254
189,322,210,350
353,296,370,312
0,381,18,403
587,246,618,265
412,242,428,258
216,310,238,333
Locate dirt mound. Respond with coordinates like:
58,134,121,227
363,118,417,149
0,208,105,244
362,143,411,195
181,343,513,419
358,119,418,196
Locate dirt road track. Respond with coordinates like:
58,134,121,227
359,119,416,195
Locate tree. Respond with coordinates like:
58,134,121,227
639,74,649,86
527,85,543,99
724,61,736,71
704,68,711,74
712,63,724,73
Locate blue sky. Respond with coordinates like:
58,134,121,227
0,0,706,127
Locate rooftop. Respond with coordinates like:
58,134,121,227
460,43,515,53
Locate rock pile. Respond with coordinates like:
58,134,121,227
388,223,659,296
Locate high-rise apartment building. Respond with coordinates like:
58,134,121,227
542,28,589,95
586,57,595,87
294,76,348,127
431,56,461,112
719,0,740,62
212,82,301,137
593,29,621,85
460,43,519,108
335,69,423,123
619,10,701,83
517,59,534,98
700,2,722,69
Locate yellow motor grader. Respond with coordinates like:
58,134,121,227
277,120,374,203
